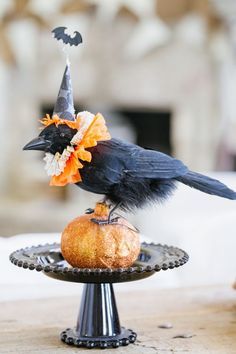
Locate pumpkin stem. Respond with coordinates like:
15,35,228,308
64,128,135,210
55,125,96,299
94,202,110,218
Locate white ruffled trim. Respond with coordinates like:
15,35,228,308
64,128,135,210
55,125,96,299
43,146,75,177
70,111,95,145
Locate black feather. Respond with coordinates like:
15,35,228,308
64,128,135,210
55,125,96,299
176,171,236,200
52,27,83,47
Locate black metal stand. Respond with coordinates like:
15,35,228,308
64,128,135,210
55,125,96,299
10,242,189,350
60,283,136,349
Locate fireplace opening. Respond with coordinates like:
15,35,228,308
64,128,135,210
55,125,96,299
114,109,172,155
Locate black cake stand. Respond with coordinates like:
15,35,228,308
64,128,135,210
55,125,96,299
10,242,189,349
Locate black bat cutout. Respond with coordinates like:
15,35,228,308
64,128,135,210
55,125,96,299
52,27,83,47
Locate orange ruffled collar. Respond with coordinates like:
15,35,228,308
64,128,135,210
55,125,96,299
41,113,111,186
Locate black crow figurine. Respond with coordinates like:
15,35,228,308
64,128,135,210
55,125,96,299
23,28,236,224
23,113,236,224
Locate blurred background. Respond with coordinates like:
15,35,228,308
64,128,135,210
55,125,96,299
1,0,236,297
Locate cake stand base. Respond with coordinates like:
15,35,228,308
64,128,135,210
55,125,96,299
61,327,136,349
60,283,137,349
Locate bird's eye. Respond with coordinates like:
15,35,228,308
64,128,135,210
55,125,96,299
60,133,65,138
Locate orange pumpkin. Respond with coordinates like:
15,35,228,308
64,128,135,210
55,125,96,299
61,203,140,268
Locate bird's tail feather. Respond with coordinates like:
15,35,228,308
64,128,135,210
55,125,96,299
176,171,236,200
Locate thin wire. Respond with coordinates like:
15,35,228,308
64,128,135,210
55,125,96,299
62,45,71,66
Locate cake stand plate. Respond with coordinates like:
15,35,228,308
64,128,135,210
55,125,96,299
10,242,189,349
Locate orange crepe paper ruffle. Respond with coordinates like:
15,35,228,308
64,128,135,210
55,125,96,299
40,114,78,130
41,113,111,187
50,152,83,186
80,113,111,148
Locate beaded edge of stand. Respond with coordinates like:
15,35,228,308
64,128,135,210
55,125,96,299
9,242,189,275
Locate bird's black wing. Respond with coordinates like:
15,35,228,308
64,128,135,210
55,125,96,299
122,143,188,179
85,138,188,181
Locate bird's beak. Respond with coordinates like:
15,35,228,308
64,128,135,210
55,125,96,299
23,136,49,151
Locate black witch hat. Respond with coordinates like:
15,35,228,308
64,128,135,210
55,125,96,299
53,63,75,121
52,27,82,121
51,26,83,122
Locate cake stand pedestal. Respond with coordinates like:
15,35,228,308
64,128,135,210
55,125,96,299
10,242,189,349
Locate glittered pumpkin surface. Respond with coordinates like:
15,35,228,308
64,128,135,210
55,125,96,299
61,206,140,269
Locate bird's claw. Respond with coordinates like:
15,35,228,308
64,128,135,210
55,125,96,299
85,208,94,214
90,217,120,225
